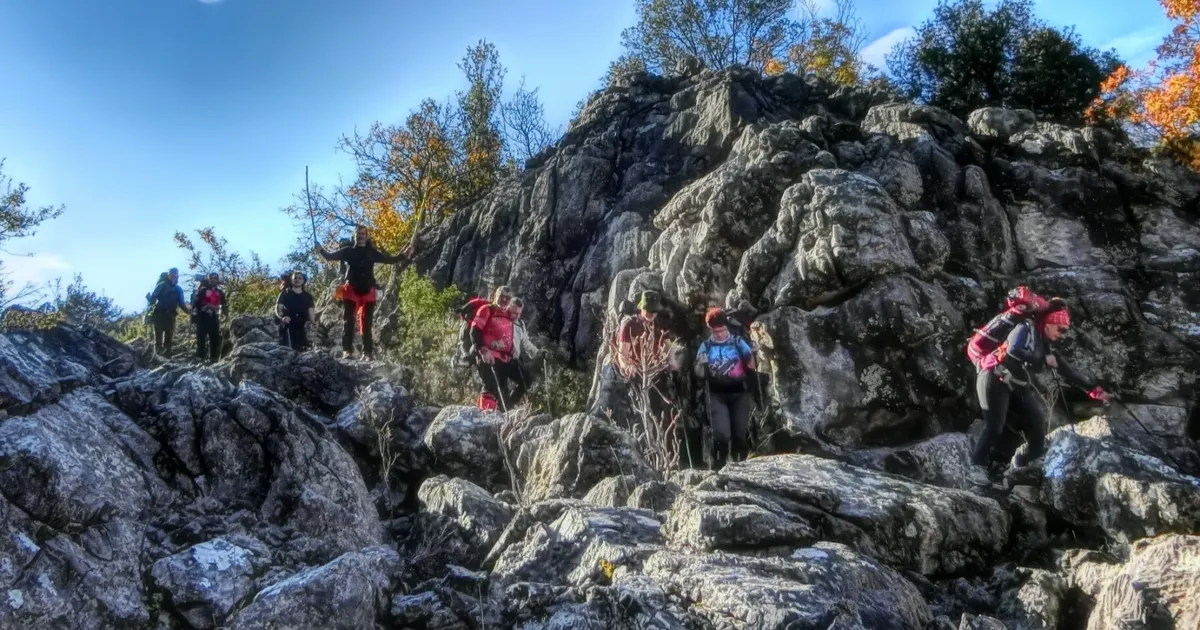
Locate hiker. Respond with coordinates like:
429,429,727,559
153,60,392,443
276,271,316,351
191,273,226,363
146,268,190,355
507,297,541,407
969,299,1111,486
695,307,756,469
316,225,409,360
471,286,521,411
616,290,680,377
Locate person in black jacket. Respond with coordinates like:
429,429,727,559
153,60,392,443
316,225,409,360
276,271,316,351
191,273,226,363
969,303,1111,486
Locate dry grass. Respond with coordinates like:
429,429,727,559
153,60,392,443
603,312,686,474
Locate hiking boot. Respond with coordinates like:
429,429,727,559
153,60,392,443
967,465,993,488
341,351,355,360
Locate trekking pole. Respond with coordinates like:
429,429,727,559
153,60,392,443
541,354,555,418
1113,397,1185,472
702,366,714,471
305,166,319,246
1051,371,1078,435
489,364,509,414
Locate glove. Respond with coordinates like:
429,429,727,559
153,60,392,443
1088,387,1111,404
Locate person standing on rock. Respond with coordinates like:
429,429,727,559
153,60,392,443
276,271,316,351
315,225,409,360
695,307,756,469
472,286,520,412
969,302,1111,487
191,273,226,364
147,267,190,355
507,297,541,407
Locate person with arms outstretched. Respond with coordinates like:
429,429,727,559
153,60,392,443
315,225,408,360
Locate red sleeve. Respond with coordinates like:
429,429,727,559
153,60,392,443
617,319,632,344
470,304,491,331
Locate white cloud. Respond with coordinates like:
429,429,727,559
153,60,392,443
0,252,71,291
861,27,915,71
1103,27,1165,67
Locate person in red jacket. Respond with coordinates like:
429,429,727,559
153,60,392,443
191,273,226,364
471,285,519,412
969,302,1110,487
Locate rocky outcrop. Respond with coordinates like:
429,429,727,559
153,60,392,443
5,59,1200,630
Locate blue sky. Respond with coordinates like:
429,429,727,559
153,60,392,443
0,0,1172,313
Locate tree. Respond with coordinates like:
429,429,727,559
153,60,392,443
1086,0,1200,168
0,158,65,308
456,40,507,199
500,76,558,164
767,0,870,85
887,0,1121,125
619,0,805,75
46,274,125,331
173,228,278,316
337,98,461,252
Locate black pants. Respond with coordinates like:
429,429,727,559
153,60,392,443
341,301,377,354
478,359,523,409
280,321,308,351
195,313,221,362
708,390,752,465
153,310,177,354
972,369,1047,468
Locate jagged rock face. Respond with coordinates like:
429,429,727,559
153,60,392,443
1041,427,1200,543
6,63,1200,630
411,65,1198,455
0,326,386,630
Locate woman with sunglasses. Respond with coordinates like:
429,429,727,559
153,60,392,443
969,300,1110,487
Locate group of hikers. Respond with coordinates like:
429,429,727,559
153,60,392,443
599,283,1115,480
146,221,1117,484
145,268,227,362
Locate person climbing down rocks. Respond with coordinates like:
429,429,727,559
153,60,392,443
696,307,756,470
616,290,680,377
276,271,316,351
191,273,226,364
968,300,1111,488
147,267,190,355
316,224,409,360
471,286,520,412
507,297,541,407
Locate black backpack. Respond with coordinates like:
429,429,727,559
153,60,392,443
451,296,490,368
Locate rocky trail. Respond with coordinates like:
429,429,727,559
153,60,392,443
2,61,1200,629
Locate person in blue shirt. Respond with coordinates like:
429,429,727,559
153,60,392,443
146,268,190,355
695,307,756,469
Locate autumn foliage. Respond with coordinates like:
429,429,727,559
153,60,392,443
1087,0,1200,168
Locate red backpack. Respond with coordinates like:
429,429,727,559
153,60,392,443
966,286,1048,368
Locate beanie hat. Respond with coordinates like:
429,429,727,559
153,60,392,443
1044,309,1070,327
637,290,663,313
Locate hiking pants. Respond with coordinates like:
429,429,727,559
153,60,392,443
478,359,522,410
280,321,307,351
195,313,221,363
972,369,1047,468
708,390,752,461
341,301,377,354
153,309,177,354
